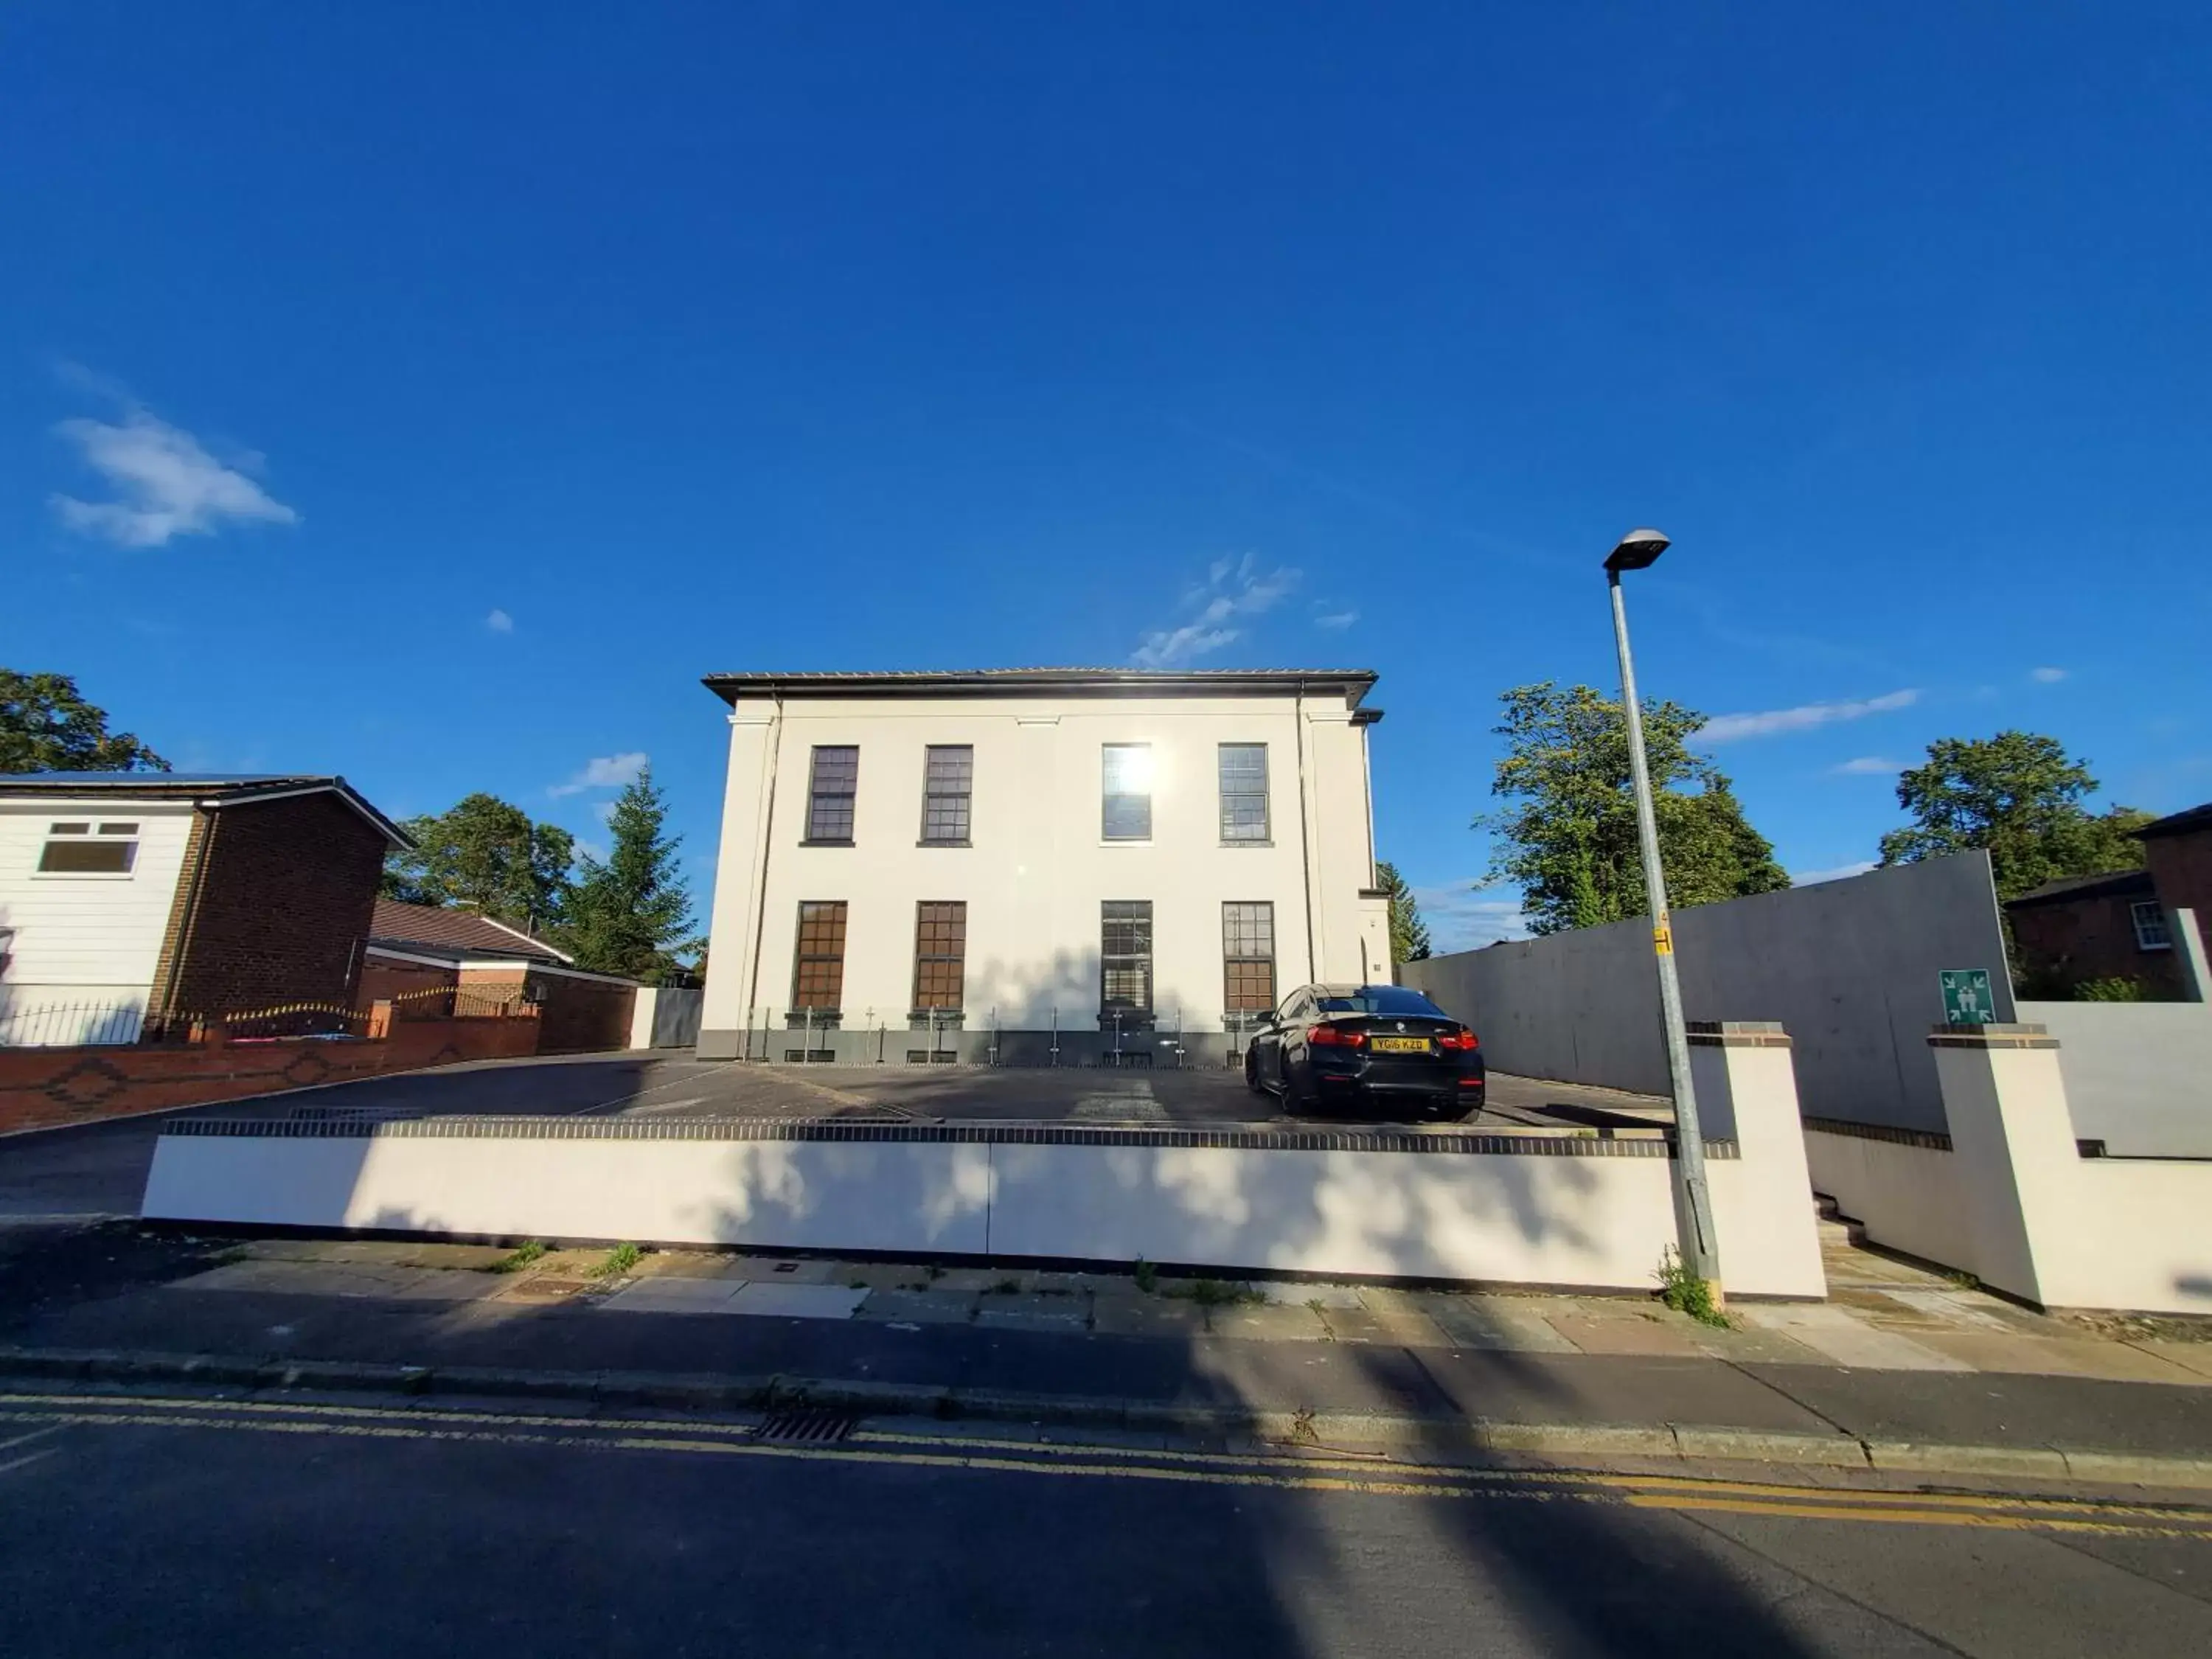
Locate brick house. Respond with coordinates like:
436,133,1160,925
0,772,408,1043
363,898,642,1053
2005,800,2211,998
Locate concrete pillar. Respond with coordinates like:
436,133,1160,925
1687,1022,1827,1299
1926,1023,2076,1307
2170,907,2209,1003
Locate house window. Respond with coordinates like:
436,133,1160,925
1101,900,1154,1018
805,747,858,843
37,821,139,874
1102,745,1152,841
911,901,967,1013
2132,902,2173,952
920,746,973,844
790,901,848,1011
1219,744,1269,842
1222,902,1276,1015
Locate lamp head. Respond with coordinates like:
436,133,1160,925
1605,528,1670,573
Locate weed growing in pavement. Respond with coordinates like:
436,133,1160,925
849,1278,868,1291
926,1262,945,1281
1163,1278,1263,1309
591,1242,644,1279
487,1239,548,1274
1944,1270,1983,1292
1133,1258,1159,1294
990,1278,1022,1295
1655,1246,1729,1327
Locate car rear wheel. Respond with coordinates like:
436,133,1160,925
1244,1048,1265,1095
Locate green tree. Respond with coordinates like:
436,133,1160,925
1877,731,2150,901
562,766,696,982
0,669,167,773
1483,681,1790,935
1375,861,1431,964
381,793,575,933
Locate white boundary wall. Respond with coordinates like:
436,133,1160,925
1806,1025,2212,1315
144,1032,1827,1298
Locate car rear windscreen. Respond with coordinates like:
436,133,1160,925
1316,987,1447,1018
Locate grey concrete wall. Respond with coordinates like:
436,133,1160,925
1403,853,2014,1132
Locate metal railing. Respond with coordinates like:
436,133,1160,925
0,998,147,1047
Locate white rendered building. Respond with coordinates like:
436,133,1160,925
696,669,1390,1063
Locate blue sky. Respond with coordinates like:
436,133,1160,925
5,4,2208,950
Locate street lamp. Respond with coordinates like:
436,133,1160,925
1604,528,1722,1298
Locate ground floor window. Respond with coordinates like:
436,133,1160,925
1222,901,1276,1019
791,901,848,1014
1101,900,1153,1023
911,900,967,1015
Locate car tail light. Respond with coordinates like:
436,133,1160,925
1435,1026,1480,1051
1307,1023,1366,1048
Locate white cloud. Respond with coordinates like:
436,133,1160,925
1132,553,1301,667
1700,689,1919,744
1832,756,1907,776
1312,608,1360,630
51,407,298,548
1793,860,1878,885
2031,666,2068,684
486,608,515,634
1411,881,1531,955
549,751,648,797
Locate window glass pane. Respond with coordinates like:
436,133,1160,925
97,822,140,835
1101,900,1153,1010
1102,745,1152,841
913,900,967,1009
1222,902,1276,1011
1315,987,1447,1017
1218,744,1268,841
40,838,136,873
48,822,89,835
792,900,848,1009
921,745,973,844
807,747,858,841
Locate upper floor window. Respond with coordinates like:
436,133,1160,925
1102,744,1152,841
2132,901,2172,952
37,821,139,875
805,746,858,843
920,745,973,844
1218,744,1269,842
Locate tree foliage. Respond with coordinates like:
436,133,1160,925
381,793,576,933
1374,861,1431,964
1877,731,2149,901
562,765,697,984
1484,682,1790,936
0,669,167,773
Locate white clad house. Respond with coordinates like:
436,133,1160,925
695,669,1391,1063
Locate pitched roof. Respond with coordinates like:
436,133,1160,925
701,667,1378,709
368,899,573,964
2003,868,2156,908
0,771,410,846
2134,801,2212,842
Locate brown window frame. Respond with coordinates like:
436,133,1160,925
804,747,859,844
790,900,849,1012
1222,901,1276,1015
911,900,967,1014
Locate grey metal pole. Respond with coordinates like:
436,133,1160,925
1608,570,1722,1290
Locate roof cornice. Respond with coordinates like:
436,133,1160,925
701,668,1378,710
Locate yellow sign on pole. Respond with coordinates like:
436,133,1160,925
1653,922,1674,956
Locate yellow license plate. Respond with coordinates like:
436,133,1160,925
1371,1036,1430,1053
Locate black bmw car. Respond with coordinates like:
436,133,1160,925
1243,983,1485,1121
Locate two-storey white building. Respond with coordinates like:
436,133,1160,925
697,669,1390,1063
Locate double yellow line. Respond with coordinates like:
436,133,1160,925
3,1392,2208,1540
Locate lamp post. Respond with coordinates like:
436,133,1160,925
1604,529,1722,1295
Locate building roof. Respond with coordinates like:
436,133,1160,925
0,771,411,846
2133,801,2212,842
369,898,573,964
2004,868,2156,909
701,667,1380,709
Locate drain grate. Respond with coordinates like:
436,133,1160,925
753,1408,858,1444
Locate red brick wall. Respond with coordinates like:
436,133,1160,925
159,793,389,1018
0,1014,543,1137
2009,892,2185,996
2144,828,2212,940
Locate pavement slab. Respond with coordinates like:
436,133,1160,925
974,1296,1092,1335
1197,1304,1327,1342
1545,1313,1705,1357
1091,1298,1210,1338
856,1290,978,1325
1736,1302,1972,1371
1318,1307,1450,1347
726,1282,869,1320
1913,1331,2211,1384
599,1279,749,1313
2126,1340,2212,1382
1421,1298,1582,1354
